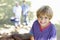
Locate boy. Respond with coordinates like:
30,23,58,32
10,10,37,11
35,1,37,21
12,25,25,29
30,6,57,40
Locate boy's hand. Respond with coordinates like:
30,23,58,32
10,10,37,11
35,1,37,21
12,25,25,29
30,36,34,40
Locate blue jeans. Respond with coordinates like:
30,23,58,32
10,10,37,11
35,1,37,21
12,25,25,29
23,15,28,25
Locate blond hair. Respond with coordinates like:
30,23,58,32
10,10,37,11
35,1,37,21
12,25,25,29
37,6,53,20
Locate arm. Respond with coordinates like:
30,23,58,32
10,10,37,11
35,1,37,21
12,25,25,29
30,35,34,40
30,23,35,40
49,25,57,40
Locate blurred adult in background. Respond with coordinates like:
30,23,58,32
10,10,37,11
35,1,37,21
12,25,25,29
21,0,29,25
12,1,22,28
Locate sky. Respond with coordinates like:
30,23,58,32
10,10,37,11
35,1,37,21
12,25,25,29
28,0,60,24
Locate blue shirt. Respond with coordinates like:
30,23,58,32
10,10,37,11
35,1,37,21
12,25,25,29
30,20,56,40
21,4,29,16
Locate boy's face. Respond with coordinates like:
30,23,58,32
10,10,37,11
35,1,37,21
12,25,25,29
38,15,50,27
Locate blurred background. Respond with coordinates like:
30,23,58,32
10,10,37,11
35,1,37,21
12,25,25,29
0,0,60,40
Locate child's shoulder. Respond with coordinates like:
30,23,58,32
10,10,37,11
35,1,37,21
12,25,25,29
32,20,39,26
33,20,38,24
50,23,56,27
50,23,56,30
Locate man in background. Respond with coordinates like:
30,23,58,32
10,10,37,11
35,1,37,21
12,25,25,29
12,1,22,28
21,0,29,25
